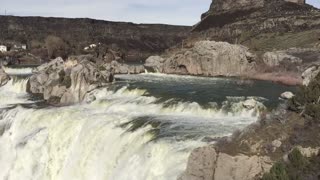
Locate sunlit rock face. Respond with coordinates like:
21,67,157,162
202,0,308,19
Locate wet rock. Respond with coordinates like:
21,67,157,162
281,91,294,99
243,99,258,109
0,68,10,87
27,57,114,105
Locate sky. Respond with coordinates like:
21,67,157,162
1,0,320,25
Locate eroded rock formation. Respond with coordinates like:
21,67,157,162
27,57,113,104
145,41,257,76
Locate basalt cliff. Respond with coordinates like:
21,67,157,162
0,16,189,62
147,0,320,85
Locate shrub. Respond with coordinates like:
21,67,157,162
262,162,289,180
289,72,320,121
288,148,308,170
45,35,68,59
262,149,315,180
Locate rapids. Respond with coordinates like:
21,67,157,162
0,70,295,180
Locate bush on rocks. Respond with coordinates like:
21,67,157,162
289,72,320,121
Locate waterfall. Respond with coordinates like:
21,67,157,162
3,67,34,75
0,82,260,180
0,69,282,180
0,76,30,108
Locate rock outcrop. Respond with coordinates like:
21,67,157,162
104,61,145,74
0,68,10,87
193,0,320,53
27,57,113,104
179,146,272,180
302,66,320,86
145,41,257,77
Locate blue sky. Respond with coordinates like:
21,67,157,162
0,0,319,25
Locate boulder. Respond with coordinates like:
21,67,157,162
179,146,272,180
214,154,272,180
144,56,165,73
104,61,145,74
178,146,217,180
243,99,257,109
302,66,320,86
281,91,294,99
148,41,257,77
0,68,10,87
27,57,114,105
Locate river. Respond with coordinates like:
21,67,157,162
0,68,295,180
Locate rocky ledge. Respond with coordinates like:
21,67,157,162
27,57,114,105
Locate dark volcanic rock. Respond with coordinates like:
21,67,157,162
0,16,190,62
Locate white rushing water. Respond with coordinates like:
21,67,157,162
0,71,261,180
3,67,34,75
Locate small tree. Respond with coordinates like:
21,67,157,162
45,35,67,59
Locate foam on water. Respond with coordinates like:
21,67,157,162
0,68,293,180
0,77,31,108
0,81,260,180
3,67,34,75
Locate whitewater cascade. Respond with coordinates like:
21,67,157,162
0,70,265,180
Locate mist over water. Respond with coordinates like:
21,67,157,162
0,70,295,180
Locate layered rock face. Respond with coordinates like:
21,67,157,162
145,41,257,76
0,68,10,87
27,57,113,104
195,0,320,52
205,0,265,16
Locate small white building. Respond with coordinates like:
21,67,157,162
89,44,97,48
0,45,7,53
13,44,27,50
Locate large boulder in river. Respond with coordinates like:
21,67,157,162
144,56,165,73
27,57,114,104
145,41,257,76
0,68,10,87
